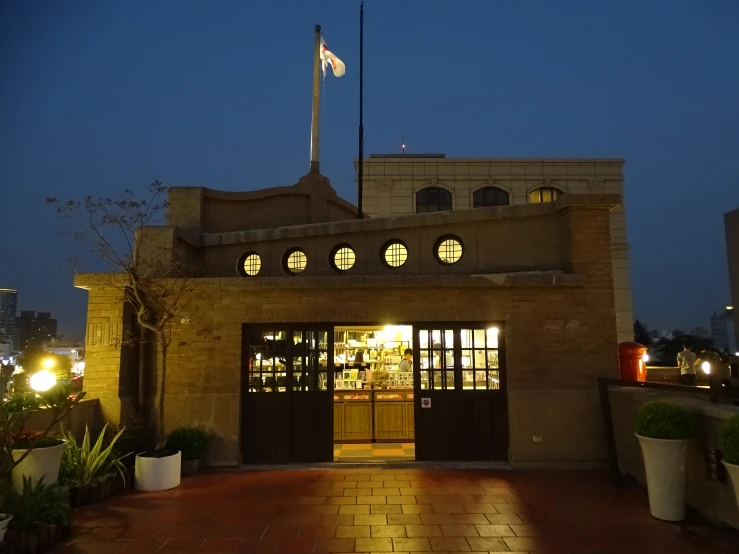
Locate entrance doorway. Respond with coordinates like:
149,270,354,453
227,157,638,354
332,325,415,462
240,322,508,465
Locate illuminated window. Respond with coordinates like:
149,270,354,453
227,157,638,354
283,248,307,275
382,240,408,268
331,245,356,272
435,236,464,265
239,252,261,276
473,187,509,207
529,187,562,203
460,326,501,390
416,187,452,213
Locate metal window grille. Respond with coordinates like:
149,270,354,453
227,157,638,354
286,250,307,274
437,238,463,264
243,253,261,276
383,242,407,268
333,247,356,271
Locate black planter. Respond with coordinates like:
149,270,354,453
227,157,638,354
4,530,17,554
36,523,48,551
181,459,200,477
70,486,82,508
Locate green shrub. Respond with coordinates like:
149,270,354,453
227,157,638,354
166,427,210,461
636,401,696,440
0,477,70,531
59,424,131,487
721,415,739,465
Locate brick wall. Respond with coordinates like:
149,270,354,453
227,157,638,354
77,202,619,467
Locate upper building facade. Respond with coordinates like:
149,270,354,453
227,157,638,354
0,288,17,351
355,155,633,343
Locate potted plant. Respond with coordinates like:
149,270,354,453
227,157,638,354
720,414,739,507
134,449,182,492
59,424,130,506
166,427,210,477
635,400,696,521
10,431,66,492
0,386,84,490
1,476,70,552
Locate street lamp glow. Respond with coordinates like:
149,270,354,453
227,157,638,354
30,370,57,392
642,353,649,363
701,361,711,375
41,357,55,369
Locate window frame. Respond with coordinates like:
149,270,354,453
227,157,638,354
237,251,262,277
472,186,510,208
528,187,563,204
381,239,409,269
434,235,465,266
415,186,453,214
283,247,308,276
330,243,357,273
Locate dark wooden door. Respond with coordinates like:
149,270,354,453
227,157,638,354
413,325,508,462
289,328,333,462
241,325,333,464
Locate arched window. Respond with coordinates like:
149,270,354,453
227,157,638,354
473,187,509,208
416,187,452,213
529,187,562,204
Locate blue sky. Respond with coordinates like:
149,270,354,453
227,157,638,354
1,0,738,336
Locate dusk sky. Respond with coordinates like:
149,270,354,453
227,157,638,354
1,0,738,337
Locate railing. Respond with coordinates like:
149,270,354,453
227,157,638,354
598,378,738,485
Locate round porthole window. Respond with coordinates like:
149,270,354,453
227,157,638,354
382,240,408,269
240,252,262,276
331,244,356,272
435,236,464,265
284,248,307,275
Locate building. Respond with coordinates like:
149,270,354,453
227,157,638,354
0,289,17,350
357,155,633,343
711,307,736,354
726,208,739,351
16,311,58,352
76,160,624,468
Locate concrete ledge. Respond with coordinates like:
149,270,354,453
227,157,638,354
203,194,622,246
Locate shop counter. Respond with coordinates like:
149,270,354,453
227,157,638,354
333,389,414,443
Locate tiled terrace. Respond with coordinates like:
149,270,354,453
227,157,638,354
57,469,737,554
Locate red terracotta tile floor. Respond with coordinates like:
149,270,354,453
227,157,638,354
53,469,738,553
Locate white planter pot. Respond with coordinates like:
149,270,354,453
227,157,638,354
11,442,65,492
636,434,690,521
0,514,13,542
135,451,181,492
722,461,739,509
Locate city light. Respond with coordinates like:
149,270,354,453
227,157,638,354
701,361,711,374
30,370,57,392
41,357,55,369
642,353,650,363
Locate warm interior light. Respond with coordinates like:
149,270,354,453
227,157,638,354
41,357,55,369
701,361,711,374
30,370,57,392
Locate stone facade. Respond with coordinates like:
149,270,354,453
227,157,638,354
76,183,622,468
354,156,633,343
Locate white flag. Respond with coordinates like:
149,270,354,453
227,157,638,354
320,36,345,78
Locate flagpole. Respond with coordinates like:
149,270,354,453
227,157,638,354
310,24,322,173
357,2,364,219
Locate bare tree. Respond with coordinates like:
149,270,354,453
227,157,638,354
47,181,197,448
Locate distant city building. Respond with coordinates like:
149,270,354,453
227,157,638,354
0,289,17,350
16,311,58,351
726,209,739,353
712,306,737,354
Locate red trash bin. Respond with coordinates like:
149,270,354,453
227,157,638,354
618,342,648,382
